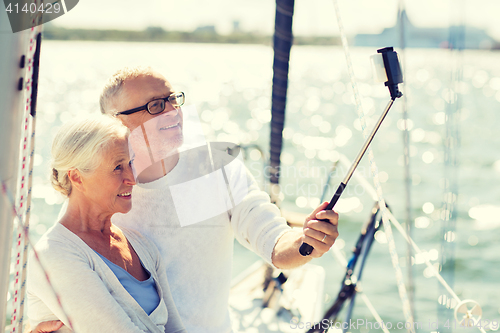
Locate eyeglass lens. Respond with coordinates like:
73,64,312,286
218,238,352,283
147,93,184,115
169,93,184,107
148,100,164,114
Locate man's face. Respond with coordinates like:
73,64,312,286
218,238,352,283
114,72,184,156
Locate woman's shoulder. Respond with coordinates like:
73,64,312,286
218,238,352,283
33,223,91,263
27,224,98,289
35,223,74,250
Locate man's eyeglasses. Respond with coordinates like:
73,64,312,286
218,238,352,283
116,92,185,116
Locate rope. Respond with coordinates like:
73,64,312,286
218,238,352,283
9,10,41,333
438,2,465,327
9,115,31,333
330,246,390,333
387,211,486,333
8,5,44,331
18,31,42,333
2,182,74,331
331,0,415,331
397,0,416,320
9,42,33,333
9,114,31,331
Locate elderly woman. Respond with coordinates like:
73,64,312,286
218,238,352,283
27,116,186,333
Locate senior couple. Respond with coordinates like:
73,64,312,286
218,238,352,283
28,67,340,333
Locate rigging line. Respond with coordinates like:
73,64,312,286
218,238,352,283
330,246,390,333
386,210,460,302
387,211,485,333
342,210,380,333
1,182,75,331
359,294,391,333
337,154,481,318
331,0,415,331
11,86,34,320
439,0,464,327
397,0,415,321
10,35,35,333
9,13,43,333
333,154,487,333
339,154,461,302
358,201,487,331
16,26,43,333
332,191,485,333
9,93,31,332
10,84,31,333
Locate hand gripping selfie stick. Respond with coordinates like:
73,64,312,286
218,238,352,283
299,47,403,256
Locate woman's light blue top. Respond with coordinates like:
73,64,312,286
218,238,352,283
95,251,160,315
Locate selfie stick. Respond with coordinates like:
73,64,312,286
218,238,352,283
299,47,403,256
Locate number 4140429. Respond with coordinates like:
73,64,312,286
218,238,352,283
5,2,61,14
444,319,499,330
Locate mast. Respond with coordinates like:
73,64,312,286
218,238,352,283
0,13,32,331
269,0,294,203
397,2,416,321
438,4,464,329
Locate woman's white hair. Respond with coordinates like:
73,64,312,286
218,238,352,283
99,66,154,115
51,115,129,196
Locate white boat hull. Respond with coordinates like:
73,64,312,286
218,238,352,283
230,261,325,333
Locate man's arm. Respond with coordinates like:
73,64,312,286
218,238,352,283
271,202,339,270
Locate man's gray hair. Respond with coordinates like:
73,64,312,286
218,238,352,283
99,66,153,115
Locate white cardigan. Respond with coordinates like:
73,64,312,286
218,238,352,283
27,223,186,333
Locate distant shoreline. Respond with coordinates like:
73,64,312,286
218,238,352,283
42,26,500,50
42,26,342,46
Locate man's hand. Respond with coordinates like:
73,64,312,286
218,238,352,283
301,201,339,258
272,202,339,269
29,320,63,333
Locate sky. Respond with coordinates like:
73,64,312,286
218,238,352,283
51,0,500,40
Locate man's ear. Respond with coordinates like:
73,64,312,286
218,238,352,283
68,169,84,192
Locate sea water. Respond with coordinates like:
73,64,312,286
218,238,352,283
8,41,500,331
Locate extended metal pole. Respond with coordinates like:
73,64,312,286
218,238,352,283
299,97,395,256
341,98,394,186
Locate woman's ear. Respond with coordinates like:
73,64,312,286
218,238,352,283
68,169,84,192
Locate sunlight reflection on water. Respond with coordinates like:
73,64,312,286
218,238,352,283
20,41,500,325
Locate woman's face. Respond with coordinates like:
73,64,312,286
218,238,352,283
81,137,136,217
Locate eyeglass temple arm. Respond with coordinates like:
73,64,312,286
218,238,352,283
117,106,147,115
117,92,184,115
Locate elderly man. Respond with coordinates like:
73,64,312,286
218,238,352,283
34,66,339,333
104,66,338,332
